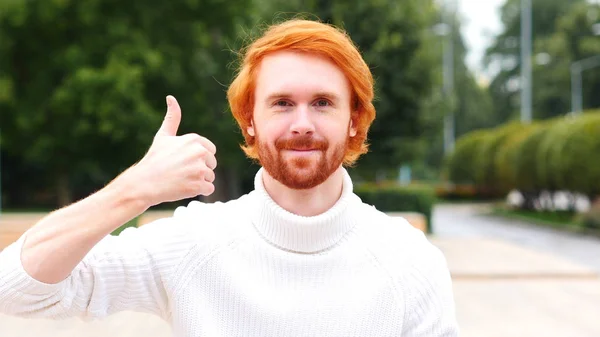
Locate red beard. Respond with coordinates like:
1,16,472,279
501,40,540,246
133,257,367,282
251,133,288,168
257,133,347,189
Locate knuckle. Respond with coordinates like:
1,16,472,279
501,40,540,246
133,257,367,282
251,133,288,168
184,183,199,196
194,181,206,193
192,143,207,158
190,170,203,180
193,134,207,145
205,170,215,183
205,153,216,166
184,133,201,143
196,161,208,174
204,183,215,195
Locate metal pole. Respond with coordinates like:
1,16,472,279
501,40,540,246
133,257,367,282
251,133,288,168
443,0,455,155
571,64,582,115
520,0,532,123
570,55,600,115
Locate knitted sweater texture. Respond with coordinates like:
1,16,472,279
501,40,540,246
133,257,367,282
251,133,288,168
0,168,458,336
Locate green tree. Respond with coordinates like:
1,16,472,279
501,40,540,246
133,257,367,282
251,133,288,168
532,2,600,118
424,9,495,175
0,0,253,207
484,0,585,122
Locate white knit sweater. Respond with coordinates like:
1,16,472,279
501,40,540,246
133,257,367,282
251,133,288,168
0,168,458,336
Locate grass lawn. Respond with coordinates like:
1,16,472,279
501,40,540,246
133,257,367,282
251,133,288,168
111,216,140,236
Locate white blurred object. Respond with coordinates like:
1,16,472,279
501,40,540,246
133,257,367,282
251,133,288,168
507,190,524,207
554,191,570,211
535,52,551,66
575,193,591,213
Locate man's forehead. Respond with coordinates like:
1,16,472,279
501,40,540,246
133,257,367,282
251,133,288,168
255,51,350,97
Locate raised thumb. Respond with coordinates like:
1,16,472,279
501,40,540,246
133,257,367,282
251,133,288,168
157,95,181,137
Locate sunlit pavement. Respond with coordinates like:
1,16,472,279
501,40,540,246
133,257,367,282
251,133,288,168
2,204,600,336
432,203,600,337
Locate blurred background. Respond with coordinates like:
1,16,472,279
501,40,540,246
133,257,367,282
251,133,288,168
1,0,600,336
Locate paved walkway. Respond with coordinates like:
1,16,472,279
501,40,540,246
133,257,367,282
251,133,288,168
432,203,600,337
1,204,600,336
432,203,600,273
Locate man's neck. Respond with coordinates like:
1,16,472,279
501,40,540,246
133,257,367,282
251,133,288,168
261,167,345,217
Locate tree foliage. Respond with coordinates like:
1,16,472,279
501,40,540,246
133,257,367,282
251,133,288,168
532,2,600,118
0,0,253,206
0,0,497,208
484,0,600,122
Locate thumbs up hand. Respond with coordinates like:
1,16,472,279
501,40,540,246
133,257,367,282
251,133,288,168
129,95,217,207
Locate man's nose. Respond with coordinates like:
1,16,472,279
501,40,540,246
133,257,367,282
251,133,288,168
290,105,315,135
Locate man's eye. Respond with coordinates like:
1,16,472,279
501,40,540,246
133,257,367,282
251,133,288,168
315,99,331,107
275,100,290,107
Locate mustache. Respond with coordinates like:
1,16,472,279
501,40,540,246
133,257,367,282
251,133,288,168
275,135,328,151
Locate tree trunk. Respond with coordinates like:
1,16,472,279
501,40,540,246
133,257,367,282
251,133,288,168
521,190,537,211
568,192,578,212
56,170,72,207
201,167,242,203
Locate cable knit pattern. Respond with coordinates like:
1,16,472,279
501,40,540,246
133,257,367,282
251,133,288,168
0,168,459,336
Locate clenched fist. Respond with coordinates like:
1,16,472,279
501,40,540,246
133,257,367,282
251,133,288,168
127,95,217,207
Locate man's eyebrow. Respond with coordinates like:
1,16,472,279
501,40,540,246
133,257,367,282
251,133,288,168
313,92,340,102
264,92,341,103
265,92,291,103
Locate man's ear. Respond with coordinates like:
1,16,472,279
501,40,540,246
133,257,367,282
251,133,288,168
349,119,357,137
247,120,255,137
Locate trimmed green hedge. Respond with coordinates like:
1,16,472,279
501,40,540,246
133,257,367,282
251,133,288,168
474,122,527,194
514,123,552,193
355,183,436,233
444,129,490,185
494,123,541,193
535,117,573,191
443,110,600,199
556,114,600,197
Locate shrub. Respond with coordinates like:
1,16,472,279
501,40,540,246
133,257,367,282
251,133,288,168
444,130,490,185
557,113,600,196
514,122,553,193
355,183,436,233
494,123,541,194
474,122,526,194
535,117,575,191
435,184,479,200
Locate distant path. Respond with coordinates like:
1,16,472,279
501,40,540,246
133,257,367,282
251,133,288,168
432,203,600,273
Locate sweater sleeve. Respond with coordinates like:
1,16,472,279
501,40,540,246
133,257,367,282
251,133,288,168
401,238,459,337
0,215,193,321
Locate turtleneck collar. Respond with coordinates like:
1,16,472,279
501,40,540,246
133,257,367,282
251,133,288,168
248,167,361,254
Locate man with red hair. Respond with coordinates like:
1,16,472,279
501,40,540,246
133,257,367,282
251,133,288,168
0,19,458,336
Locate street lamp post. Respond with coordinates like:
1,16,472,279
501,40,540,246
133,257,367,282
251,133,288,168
570,55,600,115
520,0,532,123
441,0,456,155
432,0,456,155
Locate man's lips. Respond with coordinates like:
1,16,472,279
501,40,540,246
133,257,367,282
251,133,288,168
284,148,320,151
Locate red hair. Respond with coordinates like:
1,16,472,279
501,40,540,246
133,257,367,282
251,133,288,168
227,19,376,166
